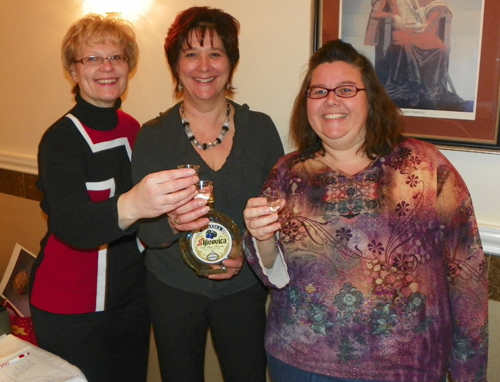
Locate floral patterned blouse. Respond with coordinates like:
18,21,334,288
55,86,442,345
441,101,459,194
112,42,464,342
243,138,488,382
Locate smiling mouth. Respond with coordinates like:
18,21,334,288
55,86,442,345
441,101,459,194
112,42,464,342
195,77,215,83
324,113,347,120
96,79,118,84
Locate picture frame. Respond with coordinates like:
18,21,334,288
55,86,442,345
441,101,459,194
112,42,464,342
313,0,500,153
0,244,36,317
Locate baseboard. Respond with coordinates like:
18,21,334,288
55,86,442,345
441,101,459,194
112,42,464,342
0,151,38,175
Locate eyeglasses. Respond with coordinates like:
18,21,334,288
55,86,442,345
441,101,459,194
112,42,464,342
74,54,128,66
306,85,366,99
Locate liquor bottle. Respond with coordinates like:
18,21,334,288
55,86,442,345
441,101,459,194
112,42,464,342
179,181,242,276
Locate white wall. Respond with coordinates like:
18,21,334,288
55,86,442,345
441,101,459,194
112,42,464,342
0,0,310,158
0,0,499,233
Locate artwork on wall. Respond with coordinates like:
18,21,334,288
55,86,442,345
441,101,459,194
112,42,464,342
0,244,36,317
314,0,500,153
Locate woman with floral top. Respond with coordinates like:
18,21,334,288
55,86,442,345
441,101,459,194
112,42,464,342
242,39,488,382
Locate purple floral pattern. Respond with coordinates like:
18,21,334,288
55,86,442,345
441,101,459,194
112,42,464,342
244,139,488,382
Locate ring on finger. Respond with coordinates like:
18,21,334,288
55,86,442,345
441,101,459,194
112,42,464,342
174,217,181,225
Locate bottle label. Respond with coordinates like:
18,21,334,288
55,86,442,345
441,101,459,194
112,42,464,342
190,222,233,264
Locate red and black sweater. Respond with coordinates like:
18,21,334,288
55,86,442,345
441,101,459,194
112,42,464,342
31,95,144,314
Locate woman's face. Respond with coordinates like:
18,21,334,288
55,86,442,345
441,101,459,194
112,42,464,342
306,61,369,152
177,30,230,104
71,41,129,108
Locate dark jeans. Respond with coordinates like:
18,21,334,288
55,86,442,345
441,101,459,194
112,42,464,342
31,298,150,382
267,353,448,382
146,271,268,382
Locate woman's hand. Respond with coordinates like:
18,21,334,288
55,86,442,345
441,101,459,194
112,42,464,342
207,255,244,280
243,197,285,269
243,197,284,241
167,197,210,232
118,168,199,229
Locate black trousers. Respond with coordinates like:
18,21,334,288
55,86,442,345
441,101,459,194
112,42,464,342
31,297,150,382
146,271,268,382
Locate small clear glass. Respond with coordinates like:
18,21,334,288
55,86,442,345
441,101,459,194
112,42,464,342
195,180,213,200
263,189,285,213
177,164,200,174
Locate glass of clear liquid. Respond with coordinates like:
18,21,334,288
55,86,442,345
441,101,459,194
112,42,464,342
263,189,285,213
195,180,213,200
177,164,200,174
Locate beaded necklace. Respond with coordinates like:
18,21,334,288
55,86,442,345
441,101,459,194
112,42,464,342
180,100,231,150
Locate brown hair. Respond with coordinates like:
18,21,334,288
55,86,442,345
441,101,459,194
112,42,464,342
164,6,240,98
290,39,405,159
61,14,139,74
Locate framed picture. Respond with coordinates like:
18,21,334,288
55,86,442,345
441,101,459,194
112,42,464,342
313,0,500,153
0,244,36,317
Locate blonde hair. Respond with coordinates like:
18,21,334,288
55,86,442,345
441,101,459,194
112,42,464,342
61,14,139,73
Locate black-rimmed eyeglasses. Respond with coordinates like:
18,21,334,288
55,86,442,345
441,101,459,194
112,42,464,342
74,54,129,66
306,85,366,99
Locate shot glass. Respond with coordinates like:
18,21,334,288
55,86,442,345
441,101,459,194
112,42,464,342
177,164,200,174
195,180,213,200
263,189,285,213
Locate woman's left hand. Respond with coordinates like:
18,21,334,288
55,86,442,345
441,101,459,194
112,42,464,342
168,197,210,232
207,256,244,280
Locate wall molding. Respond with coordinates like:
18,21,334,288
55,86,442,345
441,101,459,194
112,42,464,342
0,152,38,175
480,225,500,256
0,152,499,254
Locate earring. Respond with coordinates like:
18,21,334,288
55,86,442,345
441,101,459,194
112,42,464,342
226,82,231,90
178,82,183,92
